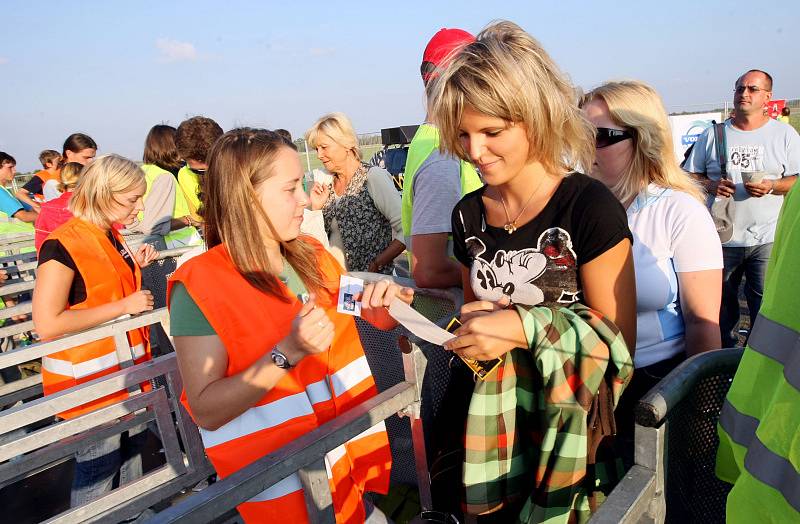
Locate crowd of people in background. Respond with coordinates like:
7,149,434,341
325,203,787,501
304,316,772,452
0,17,798,524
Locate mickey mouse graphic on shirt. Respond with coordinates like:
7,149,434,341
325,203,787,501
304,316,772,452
466,227,581,306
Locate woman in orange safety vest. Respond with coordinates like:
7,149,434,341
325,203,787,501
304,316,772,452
168,128,413,523
33,154,160,509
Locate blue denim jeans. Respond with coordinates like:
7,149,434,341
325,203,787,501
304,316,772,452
71,424,149,510
720,243,772,348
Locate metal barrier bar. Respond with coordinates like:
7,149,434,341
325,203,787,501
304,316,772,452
150,381,416,524
0,309,168,370
0,374,42,407
589,465,656,523
0,387,160,462
400,340,432,511
51,464,183,524
0,280,34,297
0,410,152,488
0,300,31,321
298,459,336,524
1,354,176,431
635,348,743,427
0,251,36,266
157,246,198,260
0,319,34,339
590,348,744,523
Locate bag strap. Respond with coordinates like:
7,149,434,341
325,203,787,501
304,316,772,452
713,121,728,178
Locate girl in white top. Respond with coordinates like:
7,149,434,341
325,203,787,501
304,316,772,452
581,80,722,455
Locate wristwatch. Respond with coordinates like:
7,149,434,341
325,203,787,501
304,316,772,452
270,346,295,369
767,180,775,195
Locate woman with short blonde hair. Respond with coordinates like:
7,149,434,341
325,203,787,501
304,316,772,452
426,20,637,521
306,112,405,273
69,154,148,229
581,80,722,460
305,112,362,161
430,23,595,178
33,153,159,509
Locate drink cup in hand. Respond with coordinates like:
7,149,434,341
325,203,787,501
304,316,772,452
742,171,765,184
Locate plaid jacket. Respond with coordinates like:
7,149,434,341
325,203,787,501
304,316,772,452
462,303,633,523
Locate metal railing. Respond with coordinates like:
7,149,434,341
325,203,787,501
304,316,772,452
0,245,198,395
148,274,461,523
590,348,743,523
0,308,215,523
150,338,427,524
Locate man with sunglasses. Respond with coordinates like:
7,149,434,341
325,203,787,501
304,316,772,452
683,69,800,348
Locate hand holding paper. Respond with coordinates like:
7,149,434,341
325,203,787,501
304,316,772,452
387,299,504,380
388,298,455,346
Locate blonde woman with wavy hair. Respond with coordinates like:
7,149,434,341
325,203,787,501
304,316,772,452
582,80,722,460
33,154,158,510
581,81,705,205
425,20,636,521
167,128,412,523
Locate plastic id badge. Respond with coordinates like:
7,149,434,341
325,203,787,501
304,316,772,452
337,275,364,316
445,317,503,381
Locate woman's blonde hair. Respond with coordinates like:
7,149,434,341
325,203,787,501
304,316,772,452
204,128,323,299
69,154,145,228
304,112,361,163
581,80,705,204
58,162,84,192
427,20,594,176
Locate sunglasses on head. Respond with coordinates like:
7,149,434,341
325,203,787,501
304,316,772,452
595,127,633,149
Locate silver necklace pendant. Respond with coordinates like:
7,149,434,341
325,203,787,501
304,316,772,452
504,221,517,234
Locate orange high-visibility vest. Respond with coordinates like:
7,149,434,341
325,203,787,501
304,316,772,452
40,217,151,419
167,239,392,524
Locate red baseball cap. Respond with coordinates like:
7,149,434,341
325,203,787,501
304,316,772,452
421,28,475,83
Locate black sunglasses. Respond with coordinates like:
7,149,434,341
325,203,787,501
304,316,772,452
596,127,633,149
188,167,206,176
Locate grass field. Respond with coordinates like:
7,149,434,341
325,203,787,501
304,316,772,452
298,144,384,172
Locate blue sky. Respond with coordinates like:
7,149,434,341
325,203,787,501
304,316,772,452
2,0,798,171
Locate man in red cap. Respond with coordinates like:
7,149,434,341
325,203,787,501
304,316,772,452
401,28,482,290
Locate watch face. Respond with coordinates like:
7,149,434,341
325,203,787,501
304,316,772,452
271,349,290,369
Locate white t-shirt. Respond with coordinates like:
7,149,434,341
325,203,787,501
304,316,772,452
629,184,723,368
683,118,800,247
42,179,62,202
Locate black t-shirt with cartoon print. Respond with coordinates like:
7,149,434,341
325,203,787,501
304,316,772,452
452,172,632,307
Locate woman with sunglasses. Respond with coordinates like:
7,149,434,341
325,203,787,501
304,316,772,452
427,21,636,521
581,80,722,460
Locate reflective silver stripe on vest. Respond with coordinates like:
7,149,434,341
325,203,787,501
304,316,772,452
745,435,800,512
748,313,800,390
248,472,302,502
719,313,800,512
718,399,759,449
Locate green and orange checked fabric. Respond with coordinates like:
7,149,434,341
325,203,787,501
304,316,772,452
463,303,633,523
